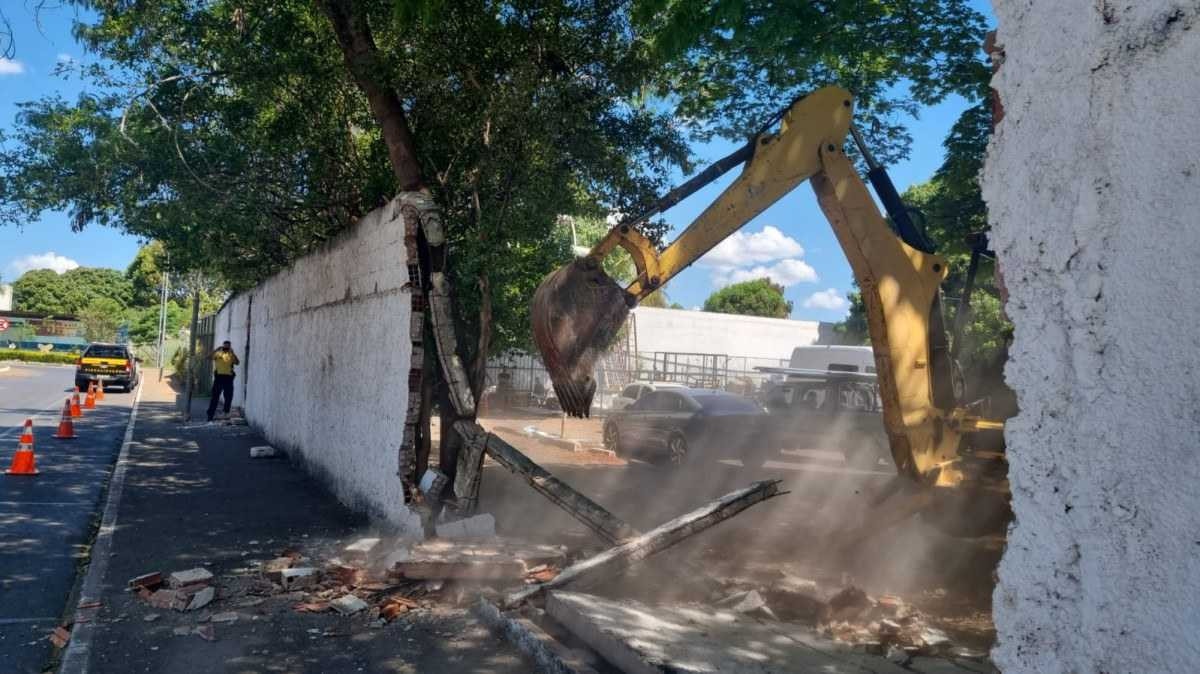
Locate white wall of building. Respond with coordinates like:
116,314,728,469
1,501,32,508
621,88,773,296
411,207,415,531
0,284,11,312
631,306,818,364
214,200,420,534
984,3,1200,671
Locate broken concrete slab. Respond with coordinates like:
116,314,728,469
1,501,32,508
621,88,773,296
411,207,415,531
185,586,215,611
167,568,213,589
545,591,986,674
393,540,565,581
330,594,369,615
435,513,496,540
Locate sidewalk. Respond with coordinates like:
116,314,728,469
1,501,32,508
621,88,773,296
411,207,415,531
59,377,525,673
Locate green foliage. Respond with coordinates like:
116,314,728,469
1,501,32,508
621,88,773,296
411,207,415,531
632,0,990,163
832,289,869,344
702,278,791,318
12,267,132,315
0,0,689,358
126,302,188,344
0,349,81,364
78,297,124,342
126,241,170,307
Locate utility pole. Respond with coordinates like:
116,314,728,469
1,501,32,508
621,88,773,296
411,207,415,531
183,289,200,422
156,252,170,381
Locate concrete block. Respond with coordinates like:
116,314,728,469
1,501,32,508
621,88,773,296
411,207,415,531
279,567,319,589
330,594,369,615
167,568,213,589
249,445,278,458
419,468,448,496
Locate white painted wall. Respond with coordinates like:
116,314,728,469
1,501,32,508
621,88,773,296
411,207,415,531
0,284,11,311
984,3,1200,671
215,200,420,534
631,306,818,363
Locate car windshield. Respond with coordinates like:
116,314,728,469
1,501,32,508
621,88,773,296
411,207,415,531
697,395,760,414
85,345,128,359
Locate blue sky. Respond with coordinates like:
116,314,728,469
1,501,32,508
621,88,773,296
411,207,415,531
0,2,995,323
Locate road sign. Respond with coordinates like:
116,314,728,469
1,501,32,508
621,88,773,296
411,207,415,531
0,318,9,331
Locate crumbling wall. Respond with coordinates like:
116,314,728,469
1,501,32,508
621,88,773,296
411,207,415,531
983,2,1200,671
215,200,420,534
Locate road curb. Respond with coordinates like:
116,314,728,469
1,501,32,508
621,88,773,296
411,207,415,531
58,381,144,674
0,365,10,373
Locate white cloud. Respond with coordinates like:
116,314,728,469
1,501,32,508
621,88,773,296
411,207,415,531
0,58,26,75
712,258,818,288
699,225,804,267
7,252,81,276
803,288,850,313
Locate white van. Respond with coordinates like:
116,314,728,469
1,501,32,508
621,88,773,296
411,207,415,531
786,345,876,374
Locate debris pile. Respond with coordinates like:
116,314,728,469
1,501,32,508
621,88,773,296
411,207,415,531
125,533,567,637
708,573,985,661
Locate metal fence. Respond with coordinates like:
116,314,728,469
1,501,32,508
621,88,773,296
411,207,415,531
484,348,790,412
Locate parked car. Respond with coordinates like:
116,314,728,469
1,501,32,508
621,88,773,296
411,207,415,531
609,381,688,411
754,369,892,470
601,388,766,465
76,343,141,392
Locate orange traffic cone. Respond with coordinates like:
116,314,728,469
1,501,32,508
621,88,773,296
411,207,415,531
84,382,97,410
95,381,105,402
71,390,83,418
6,419,39,475
54,399,77,439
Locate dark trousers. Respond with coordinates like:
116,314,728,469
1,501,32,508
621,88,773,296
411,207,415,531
207,374,235,419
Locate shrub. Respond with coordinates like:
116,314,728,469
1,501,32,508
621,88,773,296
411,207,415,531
0,349,81,365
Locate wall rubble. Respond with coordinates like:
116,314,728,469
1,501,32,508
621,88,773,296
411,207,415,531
983,2,1200,671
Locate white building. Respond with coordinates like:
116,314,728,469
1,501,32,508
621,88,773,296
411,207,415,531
0,284,11,311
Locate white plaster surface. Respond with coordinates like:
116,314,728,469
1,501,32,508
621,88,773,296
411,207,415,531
631,306,818,363
215,200,420,534
983,3,1200,671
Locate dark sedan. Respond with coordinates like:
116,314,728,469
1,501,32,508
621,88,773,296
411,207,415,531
601,388,766,465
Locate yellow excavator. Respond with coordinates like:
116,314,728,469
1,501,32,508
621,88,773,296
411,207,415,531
531,86,1011,537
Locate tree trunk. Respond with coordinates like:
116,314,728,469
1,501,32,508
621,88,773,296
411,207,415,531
472,273,492,401
317,0,424,192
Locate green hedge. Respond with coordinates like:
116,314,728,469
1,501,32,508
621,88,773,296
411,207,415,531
0,349,81,365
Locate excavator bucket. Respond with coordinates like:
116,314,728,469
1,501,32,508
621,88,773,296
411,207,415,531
531,257,632,417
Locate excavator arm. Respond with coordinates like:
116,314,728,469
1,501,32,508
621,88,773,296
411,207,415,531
532,87,1008,526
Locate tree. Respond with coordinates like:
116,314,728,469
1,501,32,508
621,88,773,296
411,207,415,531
702,278,791,318
126,303,188,344
12,267,132,315
632,0,990,164
12,269,70,315
78,297,124,342
126,241,170,307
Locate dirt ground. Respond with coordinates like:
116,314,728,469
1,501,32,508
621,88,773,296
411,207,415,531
473,407,1002,652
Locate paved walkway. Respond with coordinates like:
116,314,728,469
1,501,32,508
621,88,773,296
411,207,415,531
0,364,135,674
59,376,525,674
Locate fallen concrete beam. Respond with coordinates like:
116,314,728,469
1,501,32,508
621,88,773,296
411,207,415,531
393,539,566,580
454,420,636,545
504,480,783,608
475,598,602,674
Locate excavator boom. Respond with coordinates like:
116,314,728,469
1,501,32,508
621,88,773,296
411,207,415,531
531,87,1009,533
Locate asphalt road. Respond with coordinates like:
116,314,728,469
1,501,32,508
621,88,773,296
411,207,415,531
0,363,135,673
